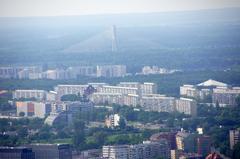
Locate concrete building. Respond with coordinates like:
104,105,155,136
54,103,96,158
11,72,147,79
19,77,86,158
27,144,72,159
176,131,197,153
0,67,20,78
105,114,121,128
44,111,70,126
55,84,88,101
123,94,139,107
16,101,51,118
46,91,57,101
212,86,240,107
180,85,199,99
70,66,96,77
64,101,94,115
99,85,138,95
102,140,170,159
102,145,129,159
229,129,240,150
96,65,126,77
150,132,177,150
90,93,124,105
175,98,197,116
196,135,211,156
118,82,157,95
0,147,35,159
13,90,47,101
141,94,176,113
140,83,158,95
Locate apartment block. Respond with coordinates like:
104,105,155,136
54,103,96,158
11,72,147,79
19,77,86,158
175,98,197,116
13,90,47,101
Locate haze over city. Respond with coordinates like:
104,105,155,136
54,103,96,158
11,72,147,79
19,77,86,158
0,1,240,159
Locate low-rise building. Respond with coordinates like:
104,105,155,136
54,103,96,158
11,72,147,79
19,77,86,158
16,101,51,118
27,144,72,159
0,147,35,159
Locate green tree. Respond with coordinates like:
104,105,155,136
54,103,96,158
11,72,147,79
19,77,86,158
73,119,85,150
19,112,25,117
232,142,240,159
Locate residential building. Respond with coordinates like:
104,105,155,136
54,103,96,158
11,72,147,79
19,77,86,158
96,65,126,77
99,85,138,95
123,94,139,107
212,86,240,107
175,98,197,116
16,101,51,118
90,93,123,105
229,129,240,150
105,114,121,128
13,90,47,101
150,132,177,149
141,94,175,113
55,84,88,101
102,140,170,159
140,83,158,95
102,145,129,159
180,85,199,99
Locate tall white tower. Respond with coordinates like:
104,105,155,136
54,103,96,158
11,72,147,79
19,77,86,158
111,25,118,52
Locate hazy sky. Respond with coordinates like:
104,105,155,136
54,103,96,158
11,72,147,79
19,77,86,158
0,0,240,17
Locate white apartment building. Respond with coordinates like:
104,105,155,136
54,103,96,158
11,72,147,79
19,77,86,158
212,86,240,106
118,82,157,95
141,94,176,113
180,85,199,99
105,114,121,128
175,98,197,116
99,86,138,95
55,84,88,100
123,94,139,107
96,65,127,77
13,90,47,101
102,140,170,159
140,83,158,95
90,93,124,105
102,145,129,159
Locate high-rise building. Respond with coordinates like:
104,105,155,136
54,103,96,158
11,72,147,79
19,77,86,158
175,98,197,116
111,25,118,52
55,84,88,101
141,94,176,113
0,147,35,159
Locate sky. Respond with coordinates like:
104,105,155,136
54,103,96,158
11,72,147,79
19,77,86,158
0,0,240,17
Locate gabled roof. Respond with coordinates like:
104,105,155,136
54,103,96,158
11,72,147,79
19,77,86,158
197,79,228,87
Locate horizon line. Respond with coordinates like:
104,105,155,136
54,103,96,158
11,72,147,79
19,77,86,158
0,7,239,19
